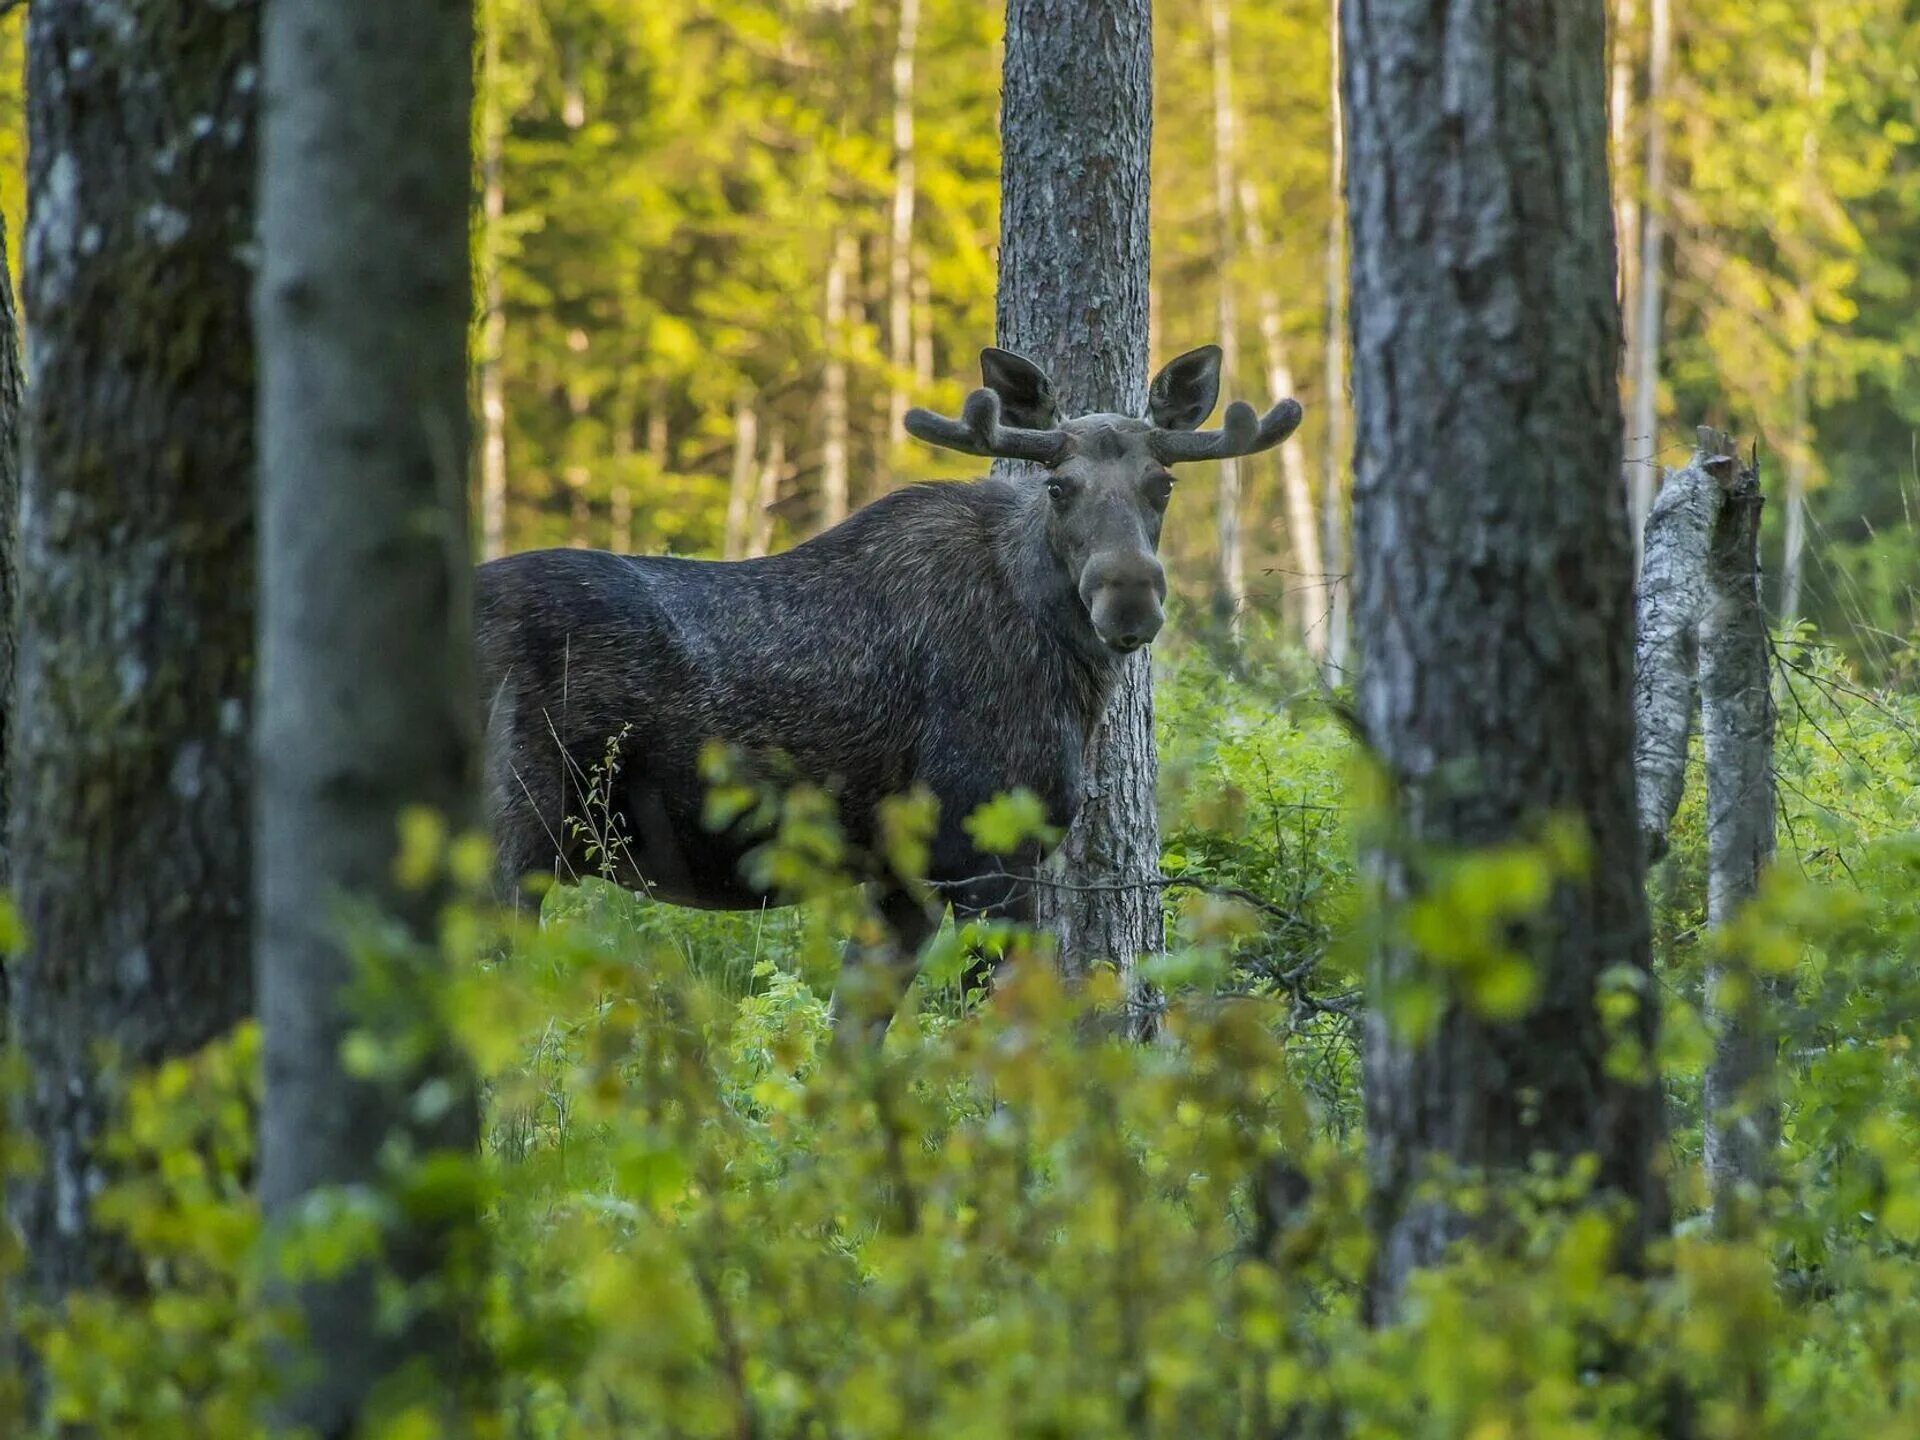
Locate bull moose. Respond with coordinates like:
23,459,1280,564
476,343,1302,1033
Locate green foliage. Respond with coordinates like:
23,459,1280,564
10,638,1920,1436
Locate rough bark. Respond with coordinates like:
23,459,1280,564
821,233,852,530
0,210,22,916
748,424,784,560
256,0,482,1432
1628,0,1670,565
1699,442,1777,1231
1208,0,1244,634
1342,0,1663,1322
998,0,1161,985
10,0,256,1312
885,0,921,451
1321,3,1352,685
479,2,509,562
1240,178,1327,658
1633,439,1718,860
723,398,758,561
1611,0,1641,502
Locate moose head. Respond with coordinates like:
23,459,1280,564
904,345,1303,653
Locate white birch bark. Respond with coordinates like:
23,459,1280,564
1628,0,1670,566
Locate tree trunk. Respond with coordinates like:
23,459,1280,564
998,0,1160,989
1611,0,1641,507
1240,177,1327,658
9,0,257,1317
479,0,509,562
885,0,921,452
748,424,785,560
256,0,483,1431
1342,0,1664,1322
1628,0,1670,566
0,210,22,919
1634,445,1715,863
1208,0,1244,635
1321,2,1352,686
1780,39,1824,632
610,386,635,553
724,398,758,561
821,232,852,530
1698,440,1777,1232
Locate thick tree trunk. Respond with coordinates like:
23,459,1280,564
1611,0,1641,503
1321,4,1352,685
748,424,784,560
1240,178,1326,658
821,233,852,530
1628,0,1670,565
256,1,483,1432
10,0,256,1315
723,398,758,561
1698,441,1777,1232
1208,0,1244,634
1342,0,1664,1322
998,0,1160,986
0,211,21,918
885,0,921,452
479,2,509,562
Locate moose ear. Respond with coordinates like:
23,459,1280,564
980,347,1059,430
1148,346,1223,432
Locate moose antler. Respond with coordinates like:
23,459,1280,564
903,389,1069,465
1149,398,1305,465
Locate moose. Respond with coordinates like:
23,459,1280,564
475,343,1302,1033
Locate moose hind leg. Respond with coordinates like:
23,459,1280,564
832,885,941,1049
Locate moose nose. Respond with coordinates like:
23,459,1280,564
1081,553,1166,653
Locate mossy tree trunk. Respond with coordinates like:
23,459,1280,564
8,0,257,1316
1341,0,1666,1321
998,0,1162,998
255,0,484,1431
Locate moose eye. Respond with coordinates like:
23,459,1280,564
1145,473,1173,508
1046,477,1075,505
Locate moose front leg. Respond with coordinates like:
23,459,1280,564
942,870,1036,998
831,884,942,1049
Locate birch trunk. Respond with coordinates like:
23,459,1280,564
1321,3,1352,684
479,1,509,562
1342,0,1664,1322
256,0,484,1428
821,233,852,530
885,0,921,451
1781,40,1825,632
0,210,21,922
1208,0,1244,635
748,425,784,560
10,0,257,1319
724,398,758,561
1240,178,1327,658
1699,441,1777,1232
1628,0,1670,565
999,0,1160,988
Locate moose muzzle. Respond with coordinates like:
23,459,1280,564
1080,550,1166,654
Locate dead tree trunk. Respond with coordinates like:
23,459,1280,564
1634,429,1778,1233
